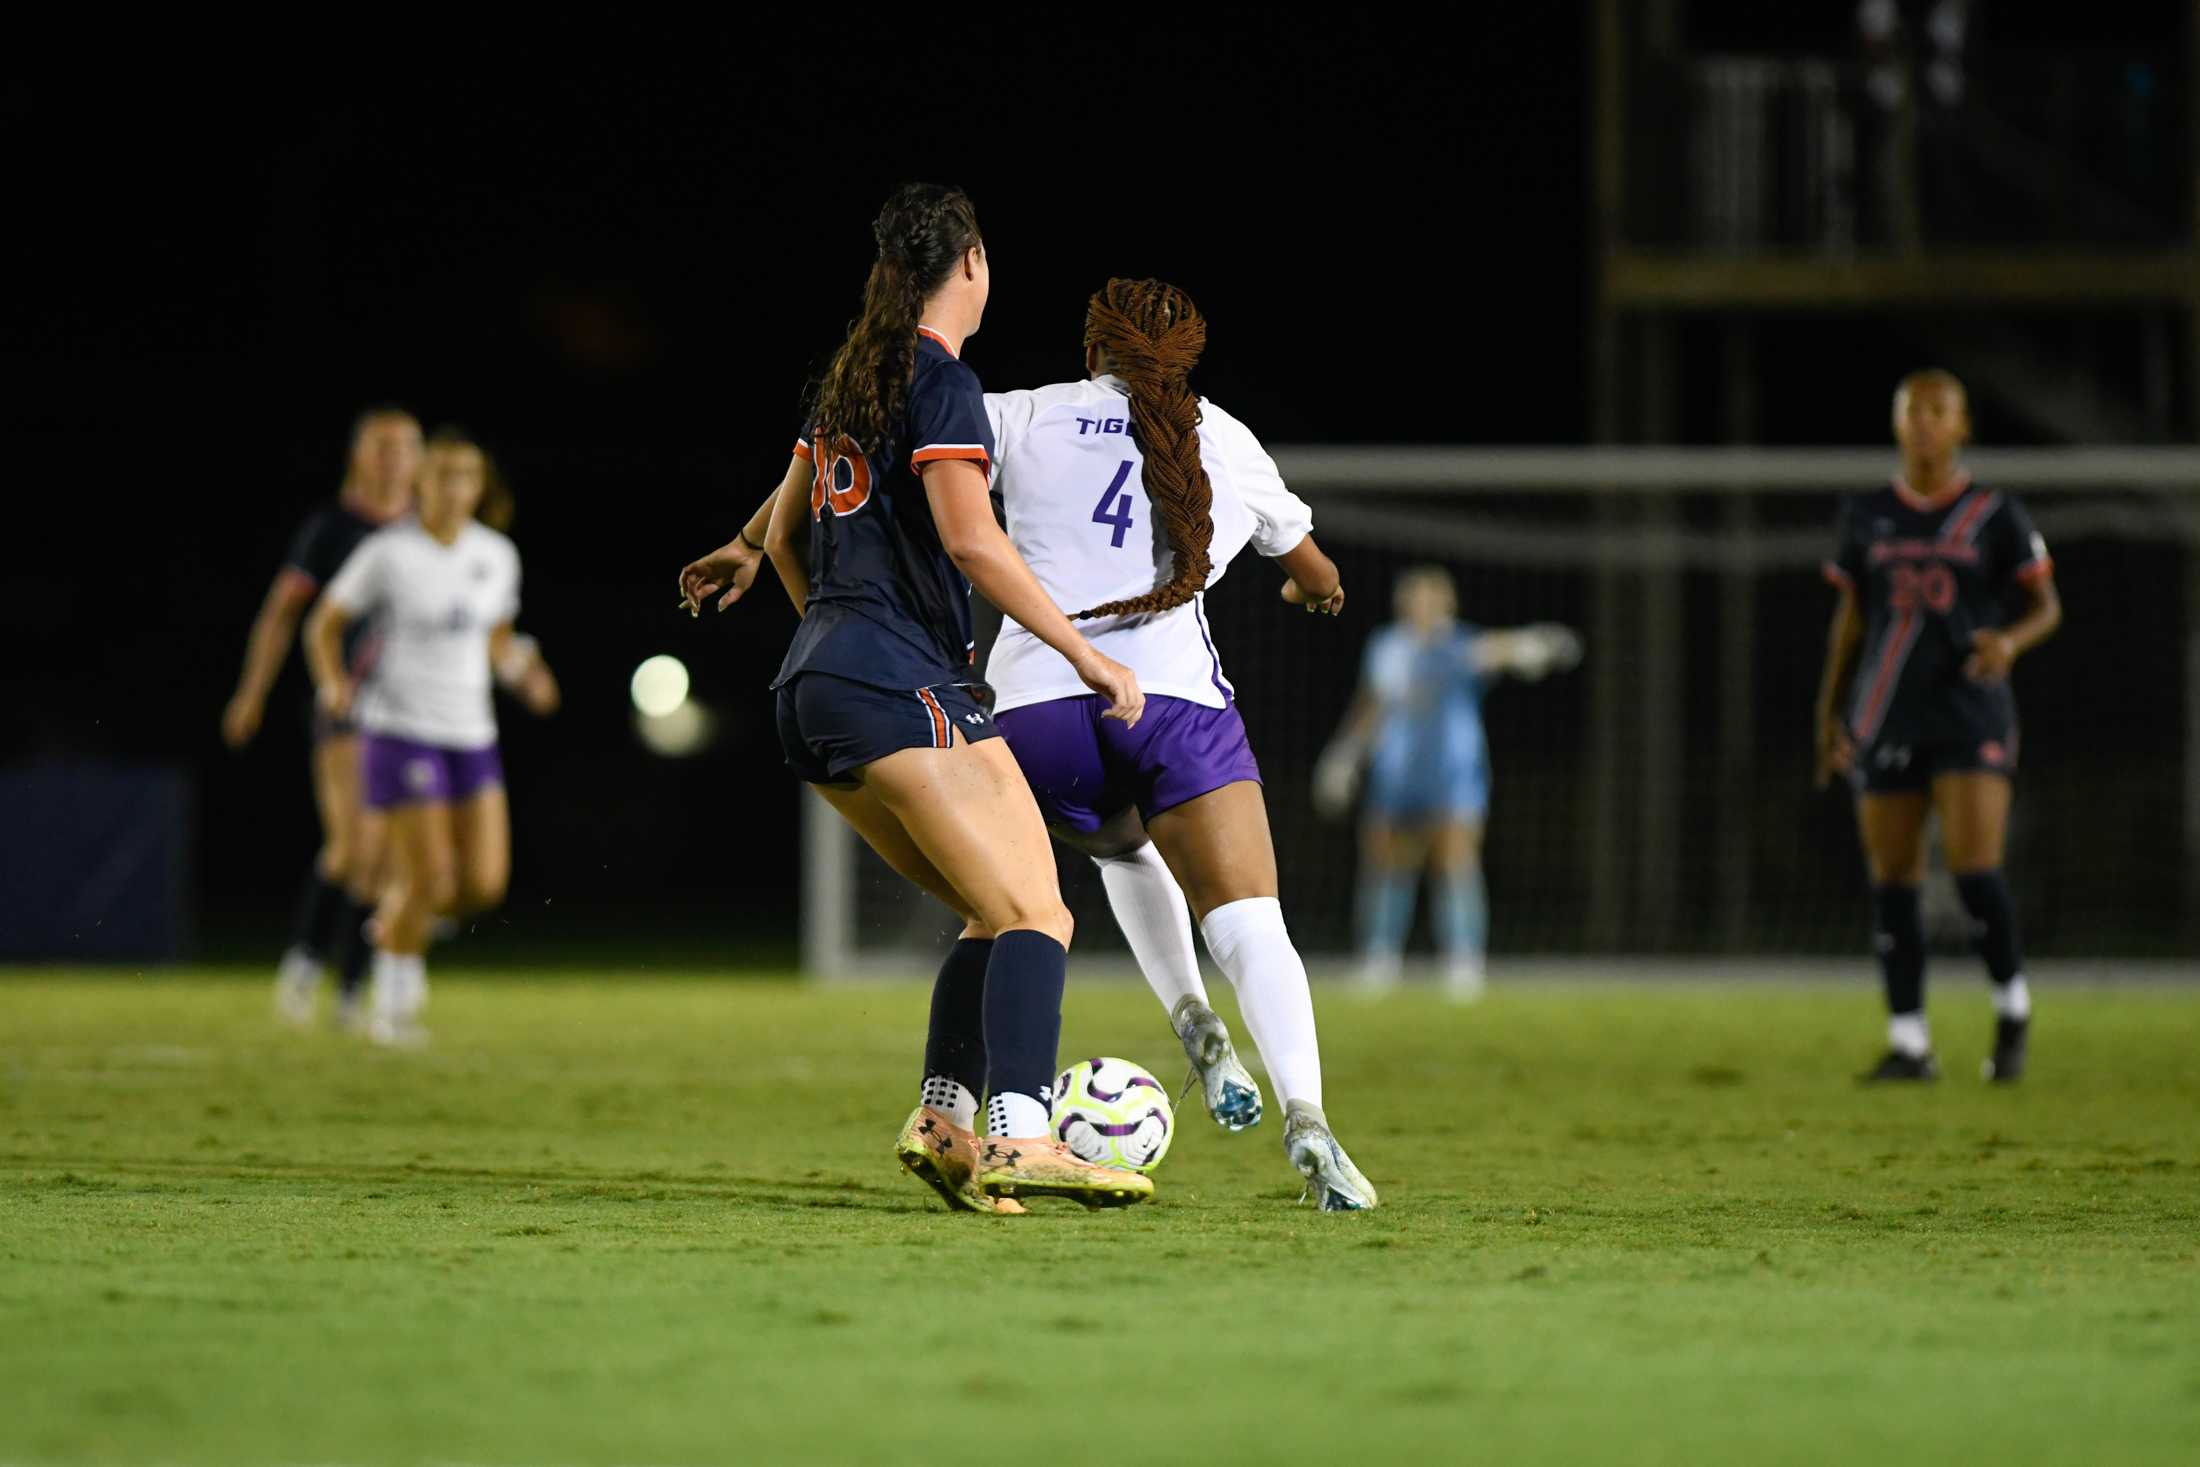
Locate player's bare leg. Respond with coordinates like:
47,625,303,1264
864,738,1151,1209
814,780,1009,1213
370,801,453,1049
1149,780,1375,1207
449,785,512,921
1935,770,2029,1081
1856,791,1936,1081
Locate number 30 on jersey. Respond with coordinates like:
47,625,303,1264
809,435,873,518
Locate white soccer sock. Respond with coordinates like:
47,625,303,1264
371,952,427,1020
1094,846,1208,1014
987,1091,1050,1140
1887,1011,1931,1057
920,1076,979,1131
1993,975,2032,1021
1199,897,1323,1109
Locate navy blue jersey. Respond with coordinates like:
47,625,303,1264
773,328,995,692
283,501,383,675
1823,476,2052,748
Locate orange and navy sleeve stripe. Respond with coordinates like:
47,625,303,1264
790,438,814,462
2013,556,2054,584
911,444,991,474
1820,561,1854,590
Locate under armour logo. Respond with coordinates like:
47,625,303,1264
964,713,984,725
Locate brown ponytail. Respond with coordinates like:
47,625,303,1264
1073,278,1215,620
811,184,982,453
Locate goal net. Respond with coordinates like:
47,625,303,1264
803,447,2200,978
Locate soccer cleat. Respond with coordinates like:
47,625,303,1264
1352,955,1403,996
366,1015,431,1050
273,948,323,1028
1984,1016,2028,1083
893,1106,995,1214
1444,956,1488,1004
1171,996,1263,1132
1282,1100,1379,1211
976,1137,1153,1209
1859,1050,1941,1083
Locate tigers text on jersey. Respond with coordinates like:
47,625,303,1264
323,518,522,749
282,500,385,676
981,376,1313,713
773,327,994,695
1823,474,2051,748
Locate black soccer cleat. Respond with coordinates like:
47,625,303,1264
1984,1016,2028,1083
1859,1050,1941,1083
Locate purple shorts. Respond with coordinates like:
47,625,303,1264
994,695,1261,833
362,733,504,810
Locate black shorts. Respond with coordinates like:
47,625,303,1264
775,672,998,786
1851,733,2018,794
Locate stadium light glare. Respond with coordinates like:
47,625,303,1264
630,655,690,718
636,700,712,757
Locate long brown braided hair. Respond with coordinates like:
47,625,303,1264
810,183,983,452
1072,278,1215,619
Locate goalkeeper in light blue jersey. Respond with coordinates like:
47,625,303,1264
1314,566,1581,997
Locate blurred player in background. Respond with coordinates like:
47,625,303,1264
222,406,421,1027
680,184,1154,1215
1315,568,1582,998
1814,369,2060,1083
305,428,558,1048
982,277,1378,1212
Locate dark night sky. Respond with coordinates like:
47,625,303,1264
6,18,1588,947
6,11,2187,954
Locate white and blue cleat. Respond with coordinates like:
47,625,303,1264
1283,1100,1379,1211
1171,996,1263,1132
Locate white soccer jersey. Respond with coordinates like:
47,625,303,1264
983,376,1312,712
323,518,521,749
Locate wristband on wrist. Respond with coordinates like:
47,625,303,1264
738,526,765,551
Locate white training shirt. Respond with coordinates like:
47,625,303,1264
322,517,521,749
983,376,1312,712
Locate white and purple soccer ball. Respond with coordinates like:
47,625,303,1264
1050,1056,1175,1172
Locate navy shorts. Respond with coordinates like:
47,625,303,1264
1851,733,2018,794
776,672,998,785
994,694,1262,833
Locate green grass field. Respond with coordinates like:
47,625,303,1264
3,970,2196,1466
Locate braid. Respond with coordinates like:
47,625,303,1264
1072,278,1215,620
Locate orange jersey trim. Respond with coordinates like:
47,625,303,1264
916,325,958,358
790,439,814,462
2013,557,2054,585
1821,562,1854,590
910,446,990,467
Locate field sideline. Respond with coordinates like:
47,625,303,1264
3,970,2196,1466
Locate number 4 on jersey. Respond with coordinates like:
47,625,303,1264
1091,460,1135,548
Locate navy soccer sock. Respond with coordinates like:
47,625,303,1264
1872,884,1926,1021
290,868,348,962
981,929,1067,1137
1954,870,2031,1020
921,937,993,1124
1952,871,2024,985
333,898,377,1002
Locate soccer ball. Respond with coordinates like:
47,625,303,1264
1051,1056,1174,1172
